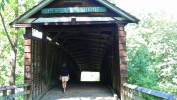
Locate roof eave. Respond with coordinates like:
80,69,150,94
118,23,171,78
96,0,140,23
10,0,54,26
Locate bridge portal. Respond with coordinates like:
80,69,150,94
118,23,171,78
10,0,139,99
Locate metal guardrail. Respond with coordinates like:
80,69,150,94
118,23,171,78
123,83,177,100
0,83,30,100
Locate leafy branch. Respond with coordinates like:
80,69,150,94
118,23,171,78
0,12,16,52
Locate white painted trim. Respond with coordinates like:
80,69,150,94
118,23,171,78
22,18,36,23
31,17,127,23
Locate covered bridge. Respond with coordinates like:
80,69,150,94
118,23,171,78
8,0,141,100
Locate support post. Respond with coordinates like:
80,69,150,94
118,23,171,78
112,28,119,94
118,23,128,100
3,90,7,98
42,31,47,90
108,45,112,86
24,27,32,100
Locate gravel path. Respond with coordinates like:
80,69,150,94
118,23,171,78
40,82,118,100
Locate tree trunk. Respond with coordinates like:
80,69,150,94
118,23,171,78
0,0,19,97
9,0,19,98
9,48,16,96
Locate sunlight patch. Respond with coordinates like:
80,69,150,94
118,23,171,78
32,30,42,39
81,72,100,81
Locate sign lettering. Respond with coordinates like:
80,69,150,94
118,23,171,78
41,7,106,14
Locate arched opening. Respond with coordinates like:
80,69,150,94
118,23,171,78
81,71,100,81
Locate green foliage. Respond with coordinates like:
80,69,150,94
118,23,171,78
15,74,24,84
127,45,157,86
15,96,23,100
126,7,177,98
0,0,9,10
0,0,37,86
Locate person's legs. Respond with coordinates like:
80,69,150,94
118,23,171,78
62,81,64,89
64,81,66,92
62,76,68,92
65,81,68,90
61,76,65,91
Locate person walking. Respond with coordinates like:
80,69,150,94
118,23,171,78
59,63,70,92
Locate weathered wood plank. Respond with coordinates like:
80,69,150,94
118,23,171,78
119,43,126,50
24,39,31,45
0,87,6,91
120,56,127,64
25,59,31,65
119,50,127,57
120,64,127,71
119,37,126,43
0,83,29,91
0,84,29,100
119,31,126,37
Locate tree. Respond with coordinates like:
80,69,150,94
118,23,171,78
0,1,17,95
125,8,177,95
0,0,36,93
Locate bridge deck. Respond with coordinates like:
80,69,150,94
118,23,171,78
40,82,118,100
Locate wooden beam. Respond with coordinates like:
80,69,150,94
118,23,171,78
66,43,105,48
61,38,68,44
44,27,114,32
72,51,103,55
79,64,101,68
74,57,103,61
69,46,104,51
63,40,107,43
77,61,102,65
56,36,108,41
47,32,60,46
75,54,102,58
54,32,110,38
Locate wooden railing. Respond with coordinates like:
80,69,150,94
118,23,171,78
123,83,177,100
0,83,30,100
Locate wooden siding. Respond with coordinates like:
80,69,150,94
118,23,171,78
118,24,128,100
24,28,33,99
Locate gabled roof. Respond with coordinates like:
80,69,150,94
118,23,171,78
10,0,53,26
97,0,139,22
10,0,139,27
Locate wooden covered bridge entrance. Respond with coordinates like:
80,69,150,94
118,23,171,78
6,0,141,100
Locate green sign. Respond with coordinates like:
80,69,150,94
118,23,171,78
41,7,106,14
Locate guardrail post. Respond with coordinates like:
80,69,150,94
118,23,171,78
3,90,7,99
24,86,28,100
124,87,127,100
135,90,140,98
